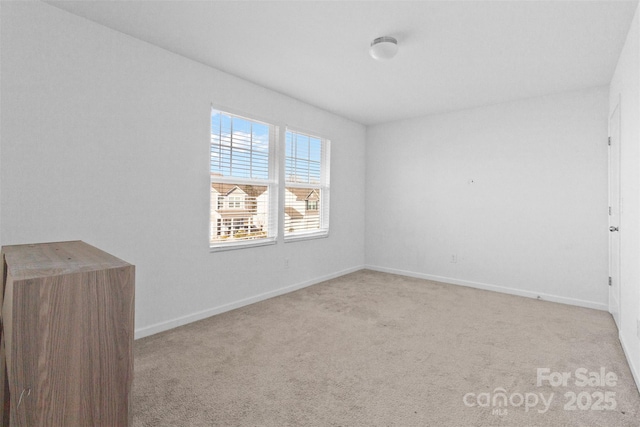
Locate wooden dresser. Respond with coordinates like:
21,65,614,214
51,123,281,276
0,241,135,426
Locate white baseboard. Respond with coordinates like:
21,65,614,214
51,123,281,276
619,331,640,395
134,265,365,339
364,264,608,311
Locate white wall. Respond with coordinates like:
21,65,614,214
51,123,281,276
609,4,640,389
0,2,366,338
366,87,609,310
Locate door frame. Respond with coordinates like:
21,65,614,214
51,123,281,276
608,97,621,328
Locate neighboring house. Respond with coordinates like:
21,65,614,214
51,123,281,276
210,182,269,241
210,181,320,241
284,187,320,234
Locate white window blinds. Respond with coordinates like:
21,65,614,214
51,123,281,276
211,111,270,180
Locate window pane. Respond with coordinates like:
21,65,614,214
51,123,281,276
210,183,270,244
284,187,321,235
285,131,322,185
211,110,270,180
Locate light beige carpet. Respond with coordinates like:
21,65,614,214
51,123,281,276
132,270,640,426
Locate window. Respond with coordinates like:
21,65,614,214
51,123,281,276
284,130,330,239
210,109,330,248
228,195,242,209
210,109,276,248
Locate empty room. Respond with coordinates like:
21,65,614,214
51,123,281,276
2,0,640,426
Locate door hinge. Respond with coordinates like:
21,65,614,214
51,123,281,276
608,136,611,146
609,206,612,215
609,277,612,287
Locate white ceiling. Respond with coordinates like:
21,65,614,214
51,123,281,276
47,0,638,125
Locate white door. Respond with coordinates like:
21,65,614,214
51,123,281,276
609,101,621,328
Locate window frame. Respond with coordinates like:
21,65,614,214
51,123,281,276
283,127,331,242
209,107,331,251
209,107,279,251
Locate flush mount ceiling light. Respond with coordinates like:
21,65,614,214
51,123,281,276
369,36,398,60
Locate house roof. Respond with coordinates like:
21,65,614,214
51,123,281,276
211,183,268,198
287,187,319,201
285,206,304,220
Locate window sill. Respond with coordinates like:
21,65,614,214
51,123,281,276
209,237,277,252
284,231,329,243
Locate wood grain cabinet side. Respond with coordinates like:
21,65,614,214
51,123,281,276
0,241,135,426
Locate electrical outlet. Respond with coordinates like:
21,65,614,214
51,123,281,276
284,258,290,269
450,254,457,263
